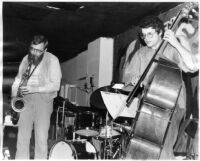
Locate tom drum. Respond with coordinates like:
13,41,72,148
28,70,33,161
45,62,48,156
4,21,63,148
75,111,100,137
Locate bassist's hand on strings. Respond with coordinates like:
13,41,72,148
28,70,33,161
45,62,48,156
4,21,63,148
163,29,181,49
140,80,148,88
122,83,134,92
122,81,145,96
164,28,197,72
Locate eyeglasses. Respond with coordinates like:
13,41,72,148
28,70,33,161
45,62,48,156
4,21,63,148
140,31,157,39
29,47,45,54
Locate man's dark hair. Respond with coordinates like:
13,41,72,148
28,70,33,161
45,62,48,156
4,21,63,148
138,16,164,37
30,35,48,49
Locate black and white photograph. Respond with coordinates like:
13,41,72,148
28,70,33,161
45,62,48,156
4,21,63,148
0,1,199,160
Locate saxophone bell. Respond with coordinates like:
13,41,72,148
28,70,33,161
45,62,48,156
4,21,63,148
11,97,26,113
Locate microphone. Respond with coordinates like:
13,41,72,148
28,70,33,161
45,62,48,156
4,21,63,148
90,76,94,87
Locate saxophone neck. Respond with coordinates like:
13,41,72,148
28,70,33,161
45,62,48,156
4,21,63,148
18,62,31,92
22,61,32,82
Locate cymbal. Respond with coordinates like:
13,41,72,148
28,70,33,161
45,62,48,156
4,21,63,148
90,84,130,110
90,85,116,110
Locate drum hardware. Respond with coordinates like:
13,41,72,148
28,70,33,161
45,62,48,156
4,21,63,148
112,144,121,159
56,99,76,140
77,75,95,93
112,122,132,133
92,133,123,159
55,106,64,139
55,102,102,140
96,112,123,159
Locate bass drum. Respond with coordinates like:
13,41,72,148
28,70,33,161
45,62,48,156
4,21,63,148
48,140,97,159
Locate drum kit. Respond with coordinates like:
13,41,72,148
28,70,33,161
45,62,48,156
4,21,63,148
49,86,134,159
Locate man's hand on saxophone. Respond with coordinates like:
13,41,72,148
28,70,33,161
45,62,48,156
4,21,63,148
19,85,38,95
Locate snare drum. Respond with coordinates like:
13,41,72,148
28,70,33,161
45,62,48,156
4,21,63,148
48,140,97,159
99,125,121,138
75,111,100,137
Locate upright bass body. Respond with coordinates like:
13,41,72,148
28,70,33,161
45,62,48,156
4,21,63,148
125,58,182,159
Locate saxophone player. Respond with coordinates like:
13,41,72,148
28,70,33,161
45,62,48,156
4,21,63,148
11,35,62,159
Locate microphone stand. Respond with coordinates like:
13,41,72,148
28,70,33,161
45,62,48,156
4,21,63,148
104,112,108,159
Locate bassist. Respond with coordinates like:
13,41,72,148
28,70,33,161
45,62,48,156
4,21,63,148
123,15,197,159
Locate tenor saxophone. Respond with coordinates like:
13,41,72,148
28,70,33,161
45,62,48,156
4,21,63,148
11,61,32,112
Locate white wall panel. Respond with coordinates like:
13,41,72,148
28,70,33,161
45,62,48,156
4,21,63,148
61,37,113,106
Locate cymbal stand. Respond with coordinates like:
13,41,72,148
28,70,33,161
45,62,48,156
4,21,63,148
112,138,122,159
72,114,76,141
56,99,76,140
55,107,63,140
103,112,114,159
61,100,66,128
108,122,114,159
62,99,76,141
110,120,123,159
56,99,66,140
103,112,108,159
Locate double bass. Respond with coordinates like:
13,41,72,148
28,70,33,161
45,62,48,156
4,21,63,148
124,5,195,159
